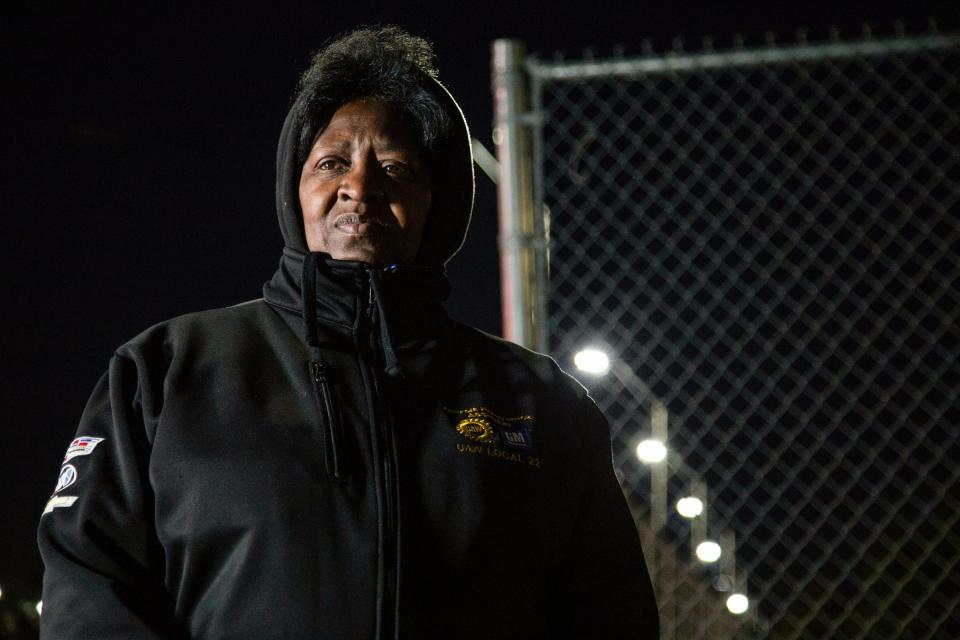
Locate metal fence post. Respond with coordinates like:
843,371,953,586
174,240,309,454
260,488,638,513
492,39,545,350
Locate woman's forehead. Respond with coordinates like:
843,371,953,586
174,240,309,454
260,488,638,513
313,100,421,151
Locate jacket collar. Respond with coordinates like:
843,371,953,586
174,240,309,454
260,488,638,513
262,247,450,340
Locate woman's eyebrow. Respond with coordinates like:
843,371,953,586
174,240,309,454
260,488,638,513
313,136,420,156
374,141,416,154
313,139,351,153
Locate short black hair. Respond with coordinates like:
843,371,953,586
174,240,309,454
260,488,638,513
294,26,453,169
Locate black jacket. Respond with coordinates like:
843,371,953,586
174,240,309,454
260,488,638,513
38,56,658,639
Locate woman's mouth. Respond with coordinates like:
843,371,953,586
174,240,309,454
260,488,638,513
334,213,387,235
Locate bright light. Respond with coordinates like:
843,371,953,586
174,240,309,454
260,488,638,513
636,439,667,463
676,496,704,518
696,541,722,563
573,349,609,374
726,593,749,614
0,585,3,600
35,600,43,616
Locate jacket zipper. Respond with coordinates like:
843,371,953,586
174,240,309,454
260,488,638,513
312,361,344,480
372,370,399,638
362,271,400,638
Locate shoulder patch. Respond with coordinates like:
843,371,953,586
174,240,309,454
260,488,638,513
42,495,78,515
54,464,78,494
64,436,105,462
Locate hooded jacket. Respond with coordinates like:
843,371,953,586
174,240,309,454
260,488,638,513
37,65,658,640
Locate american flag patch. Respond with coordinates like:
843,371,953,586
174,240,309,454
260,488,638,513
64,436,105,462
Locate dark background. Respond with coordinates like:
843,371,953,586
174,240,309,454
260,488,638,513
2,2,955,631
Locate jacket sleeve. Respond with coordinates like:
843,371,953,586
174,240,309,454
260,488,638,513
37,350,184,639
555,397,660,639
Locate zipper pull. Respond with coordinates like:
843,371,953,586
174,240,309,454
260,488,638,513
312,361,345,480
312,361,327,384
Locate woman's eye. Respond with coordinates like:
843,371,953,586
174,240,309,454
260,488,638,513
383,162,412,178
317,158,345,171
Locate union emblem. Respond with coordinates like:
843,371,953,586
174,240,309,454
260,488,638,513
456,417,495,444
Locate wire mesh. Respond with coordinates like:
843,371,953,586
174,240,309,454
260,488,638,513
529,33,960,640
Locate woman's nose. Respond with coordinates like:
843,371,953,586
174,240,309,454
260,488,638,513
339,158,385,202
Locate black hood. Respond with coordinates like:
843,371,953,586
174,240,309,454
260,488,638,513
274,74,475,267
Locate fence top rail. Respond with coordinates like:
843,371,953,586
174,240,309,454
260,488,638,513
525,32,960,81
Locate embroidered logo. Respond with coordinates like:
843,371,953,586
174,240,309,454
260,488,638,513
456,416,495,444
500,428,533,451
64,436,105,462
42,495,78,515
54,464,78,494
445,406,540,467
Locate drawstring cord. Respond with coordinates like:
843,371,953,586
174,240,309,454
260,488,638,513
302,252,322,354
369,266,404,379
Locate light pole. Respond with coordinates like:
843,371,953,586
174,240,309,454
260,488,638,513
572,348,672,622
688,479,708,559
648,399,668,535
573,349,669,534
572,346,755,636
722,530,750,619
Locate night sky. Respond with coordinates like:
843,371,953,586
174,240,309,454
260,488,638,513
3,1,954,619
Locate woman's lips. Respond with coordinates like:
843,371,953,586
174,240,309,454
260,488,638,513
334,213,386,235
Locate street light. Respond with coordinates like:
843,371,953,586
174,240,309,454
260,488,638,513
573,348,610,374
695,540,722,563
726,593,749,614
676,496,704,518
636,439,667,463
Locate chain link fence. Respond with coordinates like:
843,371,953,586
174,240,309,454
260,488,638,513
524,30,959,639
